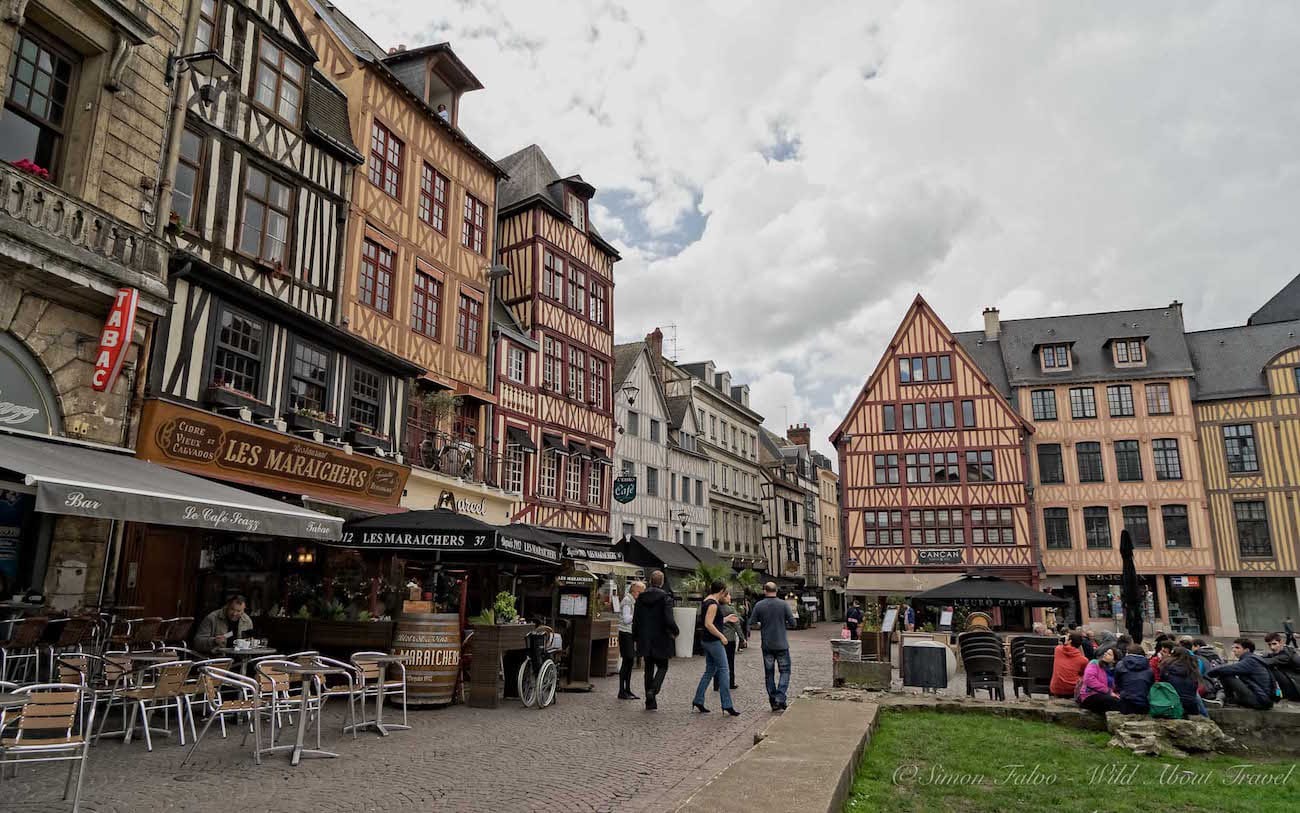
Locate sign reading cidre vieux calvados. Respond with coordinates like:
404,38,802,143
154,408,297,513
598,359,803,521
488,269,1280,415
136,399,408,507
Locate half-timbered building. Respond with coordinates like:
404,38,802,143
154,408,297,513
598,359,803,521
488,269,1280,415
831,297,1036,622
291,0,509,515
152,0,419,450
493,144,619,539
1187,275,1300,635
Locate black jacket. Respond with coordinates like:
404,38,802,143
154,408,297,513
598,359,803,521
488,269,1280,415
632,586,679,660
1114,654,1155,706
1160,661,1202,708
1259,646,1300,701
1208,652,1276,707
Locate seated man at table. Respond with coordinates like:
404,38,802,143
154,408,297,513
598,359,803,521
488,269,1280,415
195,595,252,653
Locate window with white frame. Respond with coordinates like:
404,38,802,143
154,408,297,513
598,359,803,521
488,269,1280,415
588,461,602,504
565,456,582,502
503,449,524,493
507,346,526,384
568,347,586,400
539,452,558,498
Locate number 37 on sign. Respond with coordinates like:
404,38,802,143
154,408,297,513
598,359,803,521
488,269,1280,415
91,288,139,393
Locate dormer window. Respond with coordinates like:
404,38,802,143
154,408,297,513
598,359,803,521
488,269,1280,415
1040,344,1071,371
1112,339,1146,367
566,193,586,231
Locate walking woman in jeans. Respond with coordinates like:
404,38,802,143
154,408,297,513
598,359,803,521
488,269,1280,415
615,580,645,699
693,580,741,716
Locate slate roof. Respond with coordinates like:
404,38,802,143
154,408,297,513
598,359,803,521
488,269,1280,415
382,43,484,91
1186,320,1300,401
304,71,361,163
665,395,692,429
612,341,644,389
994,307,1193,386
491,297,536,350
1249,273,1300,326
495,144,620,259
953,330,1012,398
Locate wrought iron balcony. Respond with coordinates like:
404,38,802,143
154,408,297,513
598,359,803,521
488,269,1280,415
406,422,501,488
0,161,167,298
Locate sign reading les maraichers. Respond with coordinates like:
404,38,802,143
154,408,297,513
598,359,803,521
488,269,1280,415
137,399,408,505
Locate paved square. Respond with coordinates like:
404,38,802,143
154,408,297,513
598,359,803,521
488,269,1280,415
6,627,832,812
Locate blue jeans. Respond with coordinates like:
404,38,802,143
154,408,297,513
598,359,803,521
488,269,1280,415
694,638,733,709
763,648,791,705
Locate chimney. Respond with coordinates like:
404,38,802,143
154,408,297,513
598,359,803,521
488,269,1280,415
645,328,663,385
983,307,1000,341
387,47,398,55
787,423,811,448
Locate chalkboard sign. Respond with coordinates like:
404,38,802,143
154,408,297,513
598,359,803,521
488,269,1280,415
902,645,948,690
881,607,899,633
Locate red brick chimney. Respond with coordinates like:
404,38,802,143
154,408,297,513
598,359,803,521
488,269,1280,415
787,423,811,448
645,328,663,384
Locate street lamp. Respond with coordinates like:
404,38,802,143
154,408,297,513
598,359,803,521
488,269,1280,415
620,384,639,406
677,510,690,529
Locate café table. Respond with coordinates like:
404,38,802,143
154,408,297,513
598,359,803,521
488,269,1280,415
263,663,348,766
347,654,410,737
96,652,185,743
212,646,279,675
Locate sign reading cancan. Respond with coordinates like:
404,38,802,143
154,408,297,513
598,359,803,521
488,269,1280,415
917,549,963,565
136,399,408,506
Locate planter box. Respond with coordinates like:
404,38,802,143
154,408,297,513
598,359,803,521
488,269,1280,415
467,623,531,708
254,616,308,653
286,411,341,438
308,619,395,654
205,386,273,420
347,426,391,452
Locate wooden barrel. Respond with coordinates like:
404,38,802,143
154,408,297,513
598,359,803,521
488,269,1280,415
605,618,621,675
393,612,461,706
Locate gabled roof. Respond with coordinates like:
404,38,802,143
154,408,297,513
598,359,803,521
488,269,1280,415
953,330,1012,398
665,395,692,429
612,341,644,389
495,144,620,259
306,0,506,179
1186,320,1300,401
995,306,1193,386
304,71,362,163
491,297,536,350
1249,273,1300,326
382,43,484,91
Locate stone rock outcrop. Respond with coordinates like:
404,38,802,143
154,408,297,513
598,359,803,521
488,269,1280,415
1106,713,1241,757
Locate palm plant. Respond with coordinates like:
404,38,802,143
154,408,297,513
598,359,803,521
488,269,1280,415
681,562,734,597
734,568,761,597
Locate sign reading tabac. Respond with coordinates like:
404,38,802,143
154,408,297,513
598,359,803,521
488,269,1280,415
136,399,409,507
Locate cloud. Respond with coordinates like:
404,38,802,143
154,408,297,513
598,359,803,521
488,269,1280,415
335,1,1300,462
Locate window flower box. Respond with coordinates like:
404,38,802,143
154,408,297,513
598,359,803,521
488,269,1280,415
287,408,341,438
347,423,391,452
205,383,274,420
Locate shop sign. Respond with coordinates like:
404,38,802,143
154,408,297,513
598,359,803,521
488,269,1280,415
563,543,622,562
917,548,963,565
1170,576,1201,588
339,530,493,551
0,338,55,433
91,288,138,392
136,399,409,506
436,489,486,516
557,574,595,587
498,534,561,564
612,476,636,504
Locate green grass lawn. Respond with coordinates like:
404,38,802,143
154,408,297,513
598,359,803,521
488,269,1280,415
846,710,1300,813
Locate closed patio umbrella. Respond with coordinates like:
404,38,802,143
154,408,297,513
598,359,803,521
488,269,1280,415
1119,529,1144,645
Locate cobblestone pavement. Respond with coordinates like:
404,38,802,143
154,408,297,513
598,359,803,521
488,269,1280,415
6,626,833,812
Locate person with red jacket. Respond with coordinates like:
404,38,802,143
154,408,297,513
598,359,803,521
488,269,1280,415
1149,639,1174,679
1050,631,1090,698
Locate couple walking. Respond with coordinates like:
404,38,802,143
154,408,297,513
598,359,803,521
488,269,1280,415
626,571,794,714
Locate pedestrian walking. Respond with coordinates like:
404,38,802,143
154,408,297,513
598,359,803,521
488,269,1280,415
614,580,645,700
713,587,741,691
748,581,797,711
1285,616,1297,649
845,601,863,640
631,570,678,710
692,579,740,716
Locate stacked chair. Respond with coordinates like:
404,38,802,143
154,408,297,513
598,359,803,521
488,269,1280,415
958,629,1006,700
1010,635,1059,698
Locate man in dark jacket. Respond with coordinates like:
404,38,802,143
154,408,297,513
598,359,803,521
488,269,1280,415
1260,632,1300,702
1114,644,1156,714
632,570,678,710
845,602,864,641
1207,638,1275,710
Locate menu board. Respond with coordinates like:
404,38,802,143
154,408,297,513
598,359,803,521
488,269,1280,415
881,607,899,633
559,592,589,617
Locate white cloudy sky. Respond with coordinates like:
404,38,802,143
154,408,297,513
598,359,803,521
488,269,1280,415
337,1,1300,460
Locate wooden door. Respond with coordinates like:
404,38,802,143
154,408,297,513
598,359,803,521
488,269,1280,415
116,525,202,618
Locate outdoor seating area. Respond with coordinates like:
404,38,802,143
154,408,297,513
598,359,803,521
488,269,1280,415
0,605,415,811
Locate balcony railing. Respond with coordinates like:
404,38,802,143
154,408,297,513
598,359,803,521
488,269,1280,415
0,162,166,283
406,423,500,488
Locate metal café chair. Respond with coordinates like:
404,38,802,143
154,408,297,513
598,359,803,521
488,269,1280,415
1,615,49,683
352,650,409,731
40,616,96,682
96,660,195,751
181,657,233,728
182,666,266,766
160,617,195,648
0,683,95,812
253,659,305,743
124,618,164,652
300,654,362,743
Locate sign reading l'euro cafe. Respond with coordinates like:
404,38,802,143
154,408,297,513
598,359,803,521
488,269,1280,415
135,399,409,510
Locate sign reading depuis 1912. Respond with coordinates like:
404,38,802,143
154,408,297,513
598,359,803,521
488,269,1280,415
135,399,409,507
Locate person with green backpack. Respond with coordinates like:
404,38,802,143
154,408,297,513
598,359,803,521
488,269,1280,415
1114,644,1156,714
1158,646,1208,717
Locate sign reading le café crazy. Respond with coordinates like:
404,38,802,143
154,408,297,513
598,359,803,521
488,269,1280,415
136,399,409,506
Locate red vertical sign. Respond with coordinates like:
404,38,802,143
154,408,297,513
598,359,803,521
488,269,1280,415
91,287,139,392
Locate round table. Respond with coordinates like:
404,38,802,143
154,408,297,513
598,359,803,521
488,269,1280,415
212,647,280,675
348,655,410,737
263,663,350,766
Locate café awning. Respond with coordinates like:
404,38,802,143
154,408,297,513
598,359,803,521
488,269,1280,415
338,509,561,566
0,430,341,540
541,434,567,454
505,426,537,453
846,572,956,596
911,574,1070,607
623,536,698,572
683,544,730,570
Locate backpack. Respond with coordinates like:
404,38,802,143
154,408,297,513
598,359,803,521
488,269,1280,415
1149,682,1184,719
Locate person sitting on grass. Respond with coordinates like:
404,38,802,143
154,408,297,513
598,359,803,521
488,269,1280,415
1114,643,1156,715
1160,646,1208,717
1076,646,1121,714
1259,631,1300,702
1207,638,1276,710
1050,631,1090,698
1149,639,1174,679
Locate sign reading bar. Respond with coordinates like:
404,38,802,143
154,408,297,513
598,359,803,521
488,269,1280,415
612,475,636,504
917,549,963,565
92,287,138,392
136,399,409,507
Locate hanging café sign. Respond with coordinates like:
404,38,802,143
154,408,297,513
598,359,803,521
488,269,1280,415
135,399,409,508
335,528,561,565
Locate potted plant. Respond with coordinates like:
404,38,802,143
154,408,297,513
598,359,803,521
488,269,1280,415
492,591,518,624
205,378,273,419
165,211,185,236
346,421,391,451
10,159,50,180
286,406,341,437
